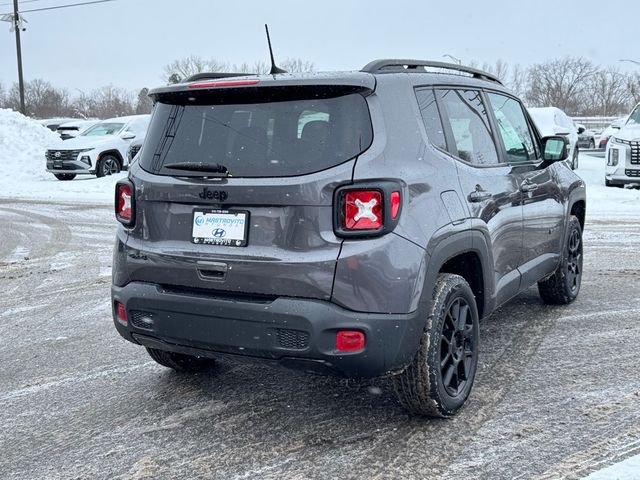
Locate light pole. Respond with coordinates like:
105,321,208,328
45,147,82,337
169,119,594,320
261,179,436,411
1,0,115,117
443,54,462,65
0,1,26,114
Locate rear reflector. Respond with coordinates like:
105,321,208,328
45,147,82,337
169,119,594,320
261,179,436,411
390,191,401,219
115,181,134,226
344,190,383,230
116,302,127,326
188,79,260,89
336,331,365,352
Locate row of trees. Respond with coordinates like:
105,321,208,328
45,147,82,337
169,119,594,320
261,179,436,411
1,55,639,120
473,57,640,116
0,80,152,119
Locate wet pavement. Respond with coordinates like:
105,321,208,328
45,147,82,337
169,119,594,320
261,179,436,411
1,199,639,479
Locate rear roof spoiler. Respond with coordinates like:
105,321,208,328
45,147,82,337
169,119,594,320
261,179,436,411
149,72,376,97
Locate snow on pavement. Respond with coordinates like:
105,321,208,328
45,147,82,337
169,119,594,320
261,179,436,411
584,453,640,480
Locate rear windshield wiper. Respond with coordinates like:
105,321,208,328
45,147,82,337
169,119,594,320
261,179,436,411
163,162,230,176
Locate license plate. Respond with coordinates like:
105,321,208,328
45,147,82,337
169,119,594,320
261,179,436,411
53,161,63,169
192,210,249,246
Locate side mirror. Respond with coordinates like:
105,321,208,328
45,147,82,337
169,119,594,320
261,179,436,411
542,136,569,162
120,132,136,140
577,126,585,134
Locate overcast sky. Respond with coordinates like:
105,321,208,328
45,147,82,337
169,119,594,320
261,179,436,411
1,0,639,93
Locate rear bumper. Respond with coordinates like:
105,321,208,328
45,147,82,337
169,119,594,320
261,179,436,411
111,281,425,378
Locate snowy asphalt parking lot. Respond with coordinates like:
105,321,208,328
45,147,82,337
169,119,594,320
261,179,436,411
1,153,639,479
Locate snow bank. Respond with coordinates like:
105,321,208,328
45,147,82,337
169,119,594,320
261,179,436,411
0,108,125,204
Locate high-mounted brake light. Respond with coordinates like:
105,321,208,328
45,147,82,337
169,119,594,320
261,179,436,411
115,181,134,226
188,79,260,89
344,190,383,230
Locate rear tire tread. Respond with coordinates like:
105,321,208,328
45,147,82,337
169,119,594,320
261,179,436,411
392,274,479,417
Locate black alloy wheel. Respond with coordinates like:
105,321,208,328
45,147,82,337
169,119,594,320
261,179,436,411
440,297,476,397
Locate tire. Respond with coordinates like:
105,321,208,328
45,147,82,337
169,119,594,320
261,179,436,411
145,347,216,373
393,274,480,417
589,139,595,149
96,154,121,178
538,215,583,305
54,173,76,181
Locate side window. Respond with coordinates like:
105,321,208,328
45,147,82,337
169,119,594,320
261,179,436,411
486,93,538,163
438,89,499,165
415,88,446,150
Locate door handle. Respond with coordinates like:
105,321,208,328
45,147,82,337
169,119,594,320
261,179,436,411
520,180,539,193
468,185,492,203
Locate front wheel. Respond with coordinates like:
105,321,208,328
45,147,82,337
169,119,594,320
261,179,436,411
146,347,216,373
393,274,480,417
54,173,76,181
538,215,583,304
96,155,121,178
589,139,595,149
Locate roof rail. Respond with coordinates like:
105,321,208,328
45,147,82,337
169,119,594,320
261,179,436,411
184,72,257,82
361,59,502,85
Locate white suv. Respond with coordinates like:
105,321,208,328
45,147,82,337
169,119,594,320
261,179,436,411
45,115,150,181
605,103,640,187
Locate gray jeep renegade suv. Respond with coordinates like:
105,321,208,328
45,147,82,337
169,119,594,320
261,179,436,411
111,60,586,417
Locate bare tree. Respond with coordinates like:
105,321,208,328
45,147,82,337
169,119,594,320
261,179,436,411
162,55,314,83
586,67,630,116
626,72,640,107
135,88,152,114
4,79,75,118
74,85,135,119
507,64,527,98
526,57,598,114
162,55,231,84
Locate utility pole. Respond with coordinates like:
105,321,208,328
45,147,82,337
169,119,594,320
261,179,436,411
13,0,25,115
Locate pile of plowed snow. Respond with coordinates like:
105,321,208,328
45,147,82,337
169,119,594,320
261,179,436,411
0,108,125,203
0,108,61,181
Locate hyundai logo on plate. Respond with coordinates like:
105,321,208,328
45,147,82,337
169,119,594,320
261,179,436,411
212,228,226,238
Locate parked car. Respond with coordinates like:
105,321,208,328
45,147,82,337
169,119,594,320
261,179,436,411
576,123,596,149
45,115,150,181
127,137,144,165
599,117,626,149
111,60,586,417
605,103,640,187
56,119,99,140
528,107,579,169
38,118,78,131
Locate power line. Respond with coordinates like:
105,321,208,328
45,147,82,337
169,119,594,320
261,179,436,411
20,0,115,13
0,0,50,7
0,0,115,14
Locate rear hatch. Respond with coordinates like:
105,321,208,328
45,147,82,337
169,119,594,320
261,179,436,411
125,76,374,300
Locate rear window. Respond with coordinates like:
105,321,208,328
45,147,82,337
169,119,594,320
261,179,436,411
139,91,373,177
